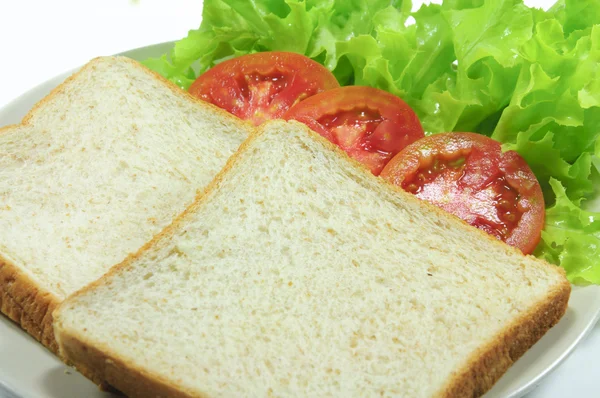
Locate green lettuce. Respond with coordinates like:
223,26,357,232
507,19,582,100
144,0,600,284
535,179,600,285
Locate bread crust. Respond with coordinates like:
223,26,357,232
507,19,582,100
437,280,571,397
0,54,252,354
57,331,199,398
54,120,572,398
0,257,60,353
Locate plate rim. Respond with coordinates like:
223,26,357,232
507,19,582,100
504,286,600,398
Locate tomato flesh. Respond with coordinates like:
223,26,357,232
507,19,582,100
189,52,340,126
232,71,292,124
381,133,545,254
319,108,393,171
284,86,425,175
320,109,384,149
479,176,523,240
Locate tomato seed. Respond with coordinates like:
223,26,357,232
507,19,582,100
498,199,511,209
405,183,419,193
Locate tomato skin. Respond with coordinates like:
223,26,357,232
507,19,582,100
188,52,340,126
380,132,545,254
499,150,545,253
283,86,425,175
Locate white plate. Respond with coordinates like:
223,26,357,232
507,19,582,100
1,41,599,398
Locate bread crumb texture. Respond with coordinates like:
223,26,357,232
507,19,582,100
0,56,249,300
55,121,568,397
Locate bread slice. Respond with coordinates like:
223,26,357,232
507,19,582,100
53,120,570,398
0,56,252,352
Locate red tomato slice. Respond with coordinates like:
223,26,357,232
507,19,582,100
188,52,340,126
380,132,545,254
283,86,425,175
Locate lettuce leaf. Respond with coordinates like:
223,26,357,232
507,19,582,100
550,0,600,36
493,19,599,203
142,0,324,88
144,0,600,284
535,179,600,285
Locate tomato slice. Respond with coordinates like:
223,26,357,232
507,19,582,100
188,52,340,126
283,86,425,175
380,132,545,254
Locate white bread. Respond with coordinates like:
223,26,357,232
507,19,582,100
53,120,570,398
0,56,252,352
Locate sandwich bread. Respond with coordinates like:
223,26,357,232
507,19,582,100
53,120,570,398
0,56,252,352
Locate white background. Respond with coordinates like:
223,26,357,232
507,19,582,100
0,0,597,397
